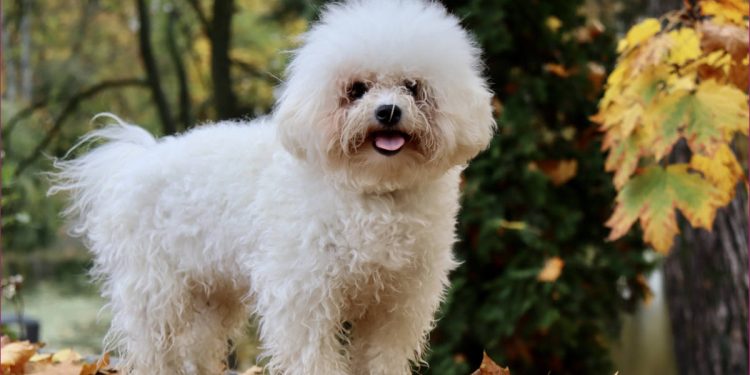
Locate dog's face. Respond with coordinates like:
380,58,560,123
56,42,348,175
274,0,496,192
332,75,437,161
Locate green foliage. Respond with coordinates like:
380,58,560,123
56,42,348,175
426,1,655,373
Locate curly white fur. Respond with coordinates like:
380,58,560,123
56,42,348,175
49,1,495,374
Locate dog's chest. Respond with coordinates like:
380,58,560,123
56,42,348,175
323,196,432,272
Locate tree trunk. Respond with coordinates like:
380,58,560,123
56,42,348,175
2,10,17,100
20,0,32,102
136,0,175,135
210,0,237,120
167,8,192,130
664,182,749,375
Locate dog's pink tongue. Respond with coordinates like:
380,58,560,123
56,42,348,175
374,134,405,151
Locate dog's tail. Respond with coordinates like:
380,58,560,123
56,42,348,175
48,113,157,238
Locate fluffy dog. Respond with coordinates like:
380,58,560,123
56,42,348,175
50,0,495,374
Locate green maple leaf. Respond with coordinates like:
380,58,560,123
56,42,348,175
606,164,722,253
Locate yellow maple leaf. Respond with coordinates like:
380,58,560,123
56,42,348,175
668,28,701,65
618,18,661,53
701,0,749,25
694,79,749,140
690,144,745,206
537,257,565,282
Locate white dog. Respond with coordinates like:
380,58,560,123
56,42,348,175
50,0,495,374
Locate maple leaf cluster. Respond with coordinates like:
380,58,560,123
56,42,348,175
592,0,749,253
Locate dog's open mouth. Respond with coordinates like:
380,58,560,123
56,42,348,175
372,130,409,156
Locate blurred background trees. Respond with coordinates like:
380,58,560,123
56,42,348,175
2,0,746,374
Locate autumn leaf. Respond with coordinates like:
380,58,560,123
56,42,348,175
79,353,111,375
617,18,661,53
690,144,745,206
606,165,723,253
538,257,565,282
595,5,748,253
531,159,578,186
543,63,571,77
604,134,641,189
51,348,82,363
545,16,562,32
661,80,750,154
700,0,749,25
667,28,701,65
1,341,39,375
471,352,511,375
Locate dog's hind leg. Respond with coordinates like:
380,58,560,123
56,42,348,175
172,279,252,374
103,269,250,375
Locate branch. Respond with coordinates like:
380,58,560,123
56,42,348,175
14,78,148,177
184,0,211,36
136,0,175,134
230,58,278,81
2,98,49,140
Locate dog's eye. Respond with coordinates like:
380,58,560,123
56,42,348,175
404,80,419,97
347,81,369,101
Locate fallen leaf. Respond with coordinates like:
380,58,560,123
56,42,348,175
544,63,571,77
26,361,84,375
1,341,39,375
51,348,82,363
471,352,511,375
80,354,111,375
497,219,527,231
532,159,578,186
538,257,565,282
29,353,53,363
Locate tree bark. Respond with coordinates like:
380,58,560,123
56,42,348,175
136,0,175,134
664,189,748,375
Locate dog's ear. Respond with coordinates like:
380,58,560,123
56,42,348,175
441,78,497,166
274,84,312,160
273,52,339,162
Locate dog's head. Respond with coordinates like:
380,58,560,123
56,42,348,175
274,0,496,192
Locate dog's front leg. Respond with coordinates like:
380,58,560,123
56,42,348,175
349,265,450,375
253,273,350,375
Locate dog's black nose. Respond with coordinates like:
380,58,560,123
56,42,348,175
375,104,401,126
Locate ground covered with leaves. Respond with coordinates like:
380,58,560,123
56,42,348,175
0,337,512,375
